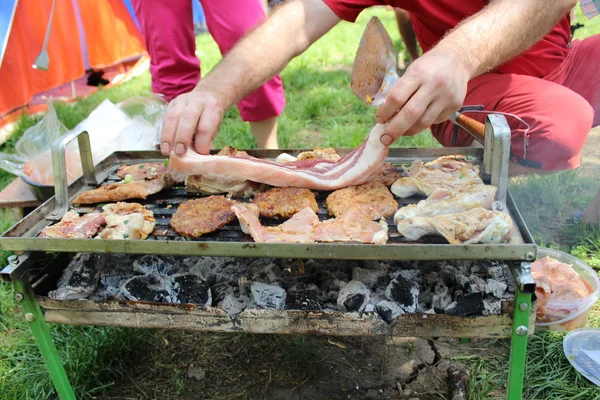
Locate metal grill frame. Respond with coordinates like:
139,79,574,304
0,116,536,261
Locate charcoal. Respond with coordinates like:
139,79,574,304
485,266,505,280
376,300,405,323
289,283,320,292
352,268,388,288
250,282,286,310
286,290,322,310
455,274,470,291
250,259,281,283
218,294,249,318
424,271,440,287
397,269,421,283
120,274,174,303
484,279,507,298
439,264,459,286
172,273,212,305
327,290,339,301
337,280,370,312
385,275,419,313
363,260,394,270
133,255,177,276
48,253,107,300
444,293,485,317
211,282,234,304
432,283,453,313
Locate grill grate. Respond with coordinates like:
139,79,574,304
70,164,451,245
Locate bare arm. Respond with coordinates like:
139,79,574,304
161,0,340,156
377,0,577,143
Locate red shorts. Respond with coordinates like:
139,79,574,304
431,34,600,171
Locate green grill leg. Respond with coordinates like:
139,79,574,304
13,278,76,400
507,286,532,400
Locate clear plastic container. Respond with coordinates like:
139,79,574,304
533,248,600,331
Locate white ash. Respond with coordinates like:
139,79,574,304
251,282,287,310
352,268,388,288
431,283,453,313
48,253,107,300
337,280,370,312
218,293,249,318
132,255,179,276
484,279,508,298
376,300,405,323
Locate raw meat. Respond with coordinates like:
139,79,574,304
394,185,497,222
391,155,483,198
169,124,389,190
232,203,388,244
170,196,237,238
396,208,512,244
72,174,173,204
532,257,594,321
326,181,398,219
96,202,155,240
116,162,185,184
39,211,105,238
252,187,318,219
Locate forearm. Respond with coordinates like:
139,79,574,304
435,0,576,78
195,0,339,109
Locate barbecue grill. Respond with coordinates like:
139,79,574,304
1,115,537,400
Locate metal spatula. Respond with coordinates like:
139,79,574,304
350,17,485,143
32,0,57,71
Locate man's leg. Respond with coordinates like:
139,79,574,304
201,0,286,149
431,73,594,174
130,0,200,101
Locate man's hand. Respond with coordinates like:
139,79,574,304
376,49,469,145
160,90,224,156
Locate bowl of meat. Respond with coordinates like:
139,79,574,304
532,247,600,331
20,174,55,201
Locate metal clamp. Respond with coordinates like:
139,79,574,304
49,130,97,220
510,262,536,295
483,114,510,204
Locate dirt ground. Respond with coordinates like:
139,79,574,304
100,331,499,400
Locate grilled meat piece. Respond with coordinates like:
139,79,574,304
185,147,260,197
117,162,185,184
252,187,318,219
326,181,398,219
391,155,483,198
394,185,497,222
367,162,402,187
96,202,155,240
39,211,106,238
396,208,512,244
73,174,174,204
232,203,388,244
185,175,261,198
171,196,237,238
275,147,341,164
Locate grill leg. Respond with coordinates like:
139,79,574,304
13,278,76,400
506,286,532,400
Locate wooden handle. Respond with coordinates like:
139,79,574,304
454,113,485,144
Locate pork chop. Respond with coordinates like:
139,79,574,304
252,187,318,219
326,181,398,219
391,155,483,198
367,162,402,187
116,163,185,184
39,211,106,238
171,196,237,238
396,208,512,244
232,203,388,244
73,174,174,204
96,202,155,240
394,185,497,222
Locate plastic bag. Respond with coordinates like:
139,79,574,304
0,95,166,186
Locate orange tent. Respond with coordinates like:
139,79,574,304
0,0,147,126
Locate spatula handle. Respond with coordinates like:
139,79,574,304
452,113,486,144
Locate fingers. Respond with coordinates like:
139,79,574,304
193,103,223,154
375,78,419,124
173,104,203,155
160,99,185,156
381,88,433,143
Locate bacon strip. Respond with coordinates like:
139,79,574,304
169,124,389,190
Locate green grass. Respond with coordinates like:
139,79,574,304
0,5,600,400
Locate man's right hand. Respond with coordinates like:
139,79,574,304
160,89,225,156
